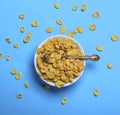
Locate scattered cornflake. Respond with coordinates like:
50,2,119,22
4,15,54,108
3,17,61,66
54,3,60,9
17,93,22,99
20,26,25,33
6,55,10,61
96,45,103,51
74,28,78,34
107,63,112,69
44,84,50,90
27,32,32,38
89,24,96,31
23,36,30,43
77,26,83,33
68,32,75,38
31,21,39,27
5,38,11,43
14,43,19,48
15,73,22,80
0,53,2,59
19,14,24,19
72,6,77,11
92,12,100,18
24,82,29,88
46,27,53,33
10,69,17,75
56,19,62,25
81,4,87,11
93,89,99,96
60,26,66,34
111,35,119,42
61,98,67,105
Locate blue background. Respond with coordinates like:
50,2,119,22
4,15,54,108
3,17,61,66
0,0,120,115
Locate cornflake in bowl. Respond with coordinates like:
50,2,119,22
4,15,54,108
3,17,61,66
34,35,85,88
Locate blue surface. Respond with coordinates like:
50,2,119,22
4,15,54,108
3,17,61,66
0,0,120,115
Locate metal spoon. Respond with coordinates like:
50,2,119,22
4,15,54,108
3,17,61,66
43,52,100,64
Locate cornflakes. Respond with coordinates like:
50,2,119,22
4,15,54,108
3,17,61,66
19,14,24,19
27,32,32,38
60,26,66,34
20,26,25,33
94,89,99,96
68,32,75,38
11,69,17,75
15,73,22,80
31,21,38,27
6,56,10,61
96,45,103,51
5,38,11,43
111,35,119,41
23,36,30,43
56,19,62,25
107,63,112,69
46,27,53,33
92,12,100,18
0,53,2,59
17,94,22,99
24,82,29,88
54,3,60,9
72,6,77,11
61,98,67,105
89,24,96,31
36,37,85,88
81,4,87,11
14,43,19,48
77,26,83,33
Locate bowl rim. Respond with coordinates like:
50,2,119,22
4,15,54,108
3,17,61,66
34,35,85,87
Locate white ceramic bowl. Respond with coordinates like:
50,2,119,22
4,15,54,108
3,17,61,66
34,35,85,87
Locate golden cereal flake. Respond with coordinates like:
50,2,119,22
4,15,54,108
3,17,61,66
89,24,96,31
68,32,75,38
10,69,17,75
44,84,50,90
6,56,10,61
74,28,78,34
55,80,65,88
0,53,2,59
23,36,30,43
14,43,19,48
27,32,32,38
96,45,103,51
56,19,62,25
61,98,67,105
94,89,99,96
15,73,22,80
24,82,29,88
31,21,39,27
60,26,66,34
72,6,77,11
19,14,24,19
17,93,22,99
111,35,119,41
81,4,87,11
77,26,83,33
5,38,11,43
107,63,112,69
92,12,100,18
54,3,60,9
46,27,53,33
20,26,25,33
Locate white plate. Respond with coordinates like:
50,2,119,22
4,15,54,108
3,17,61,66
34,35,85,87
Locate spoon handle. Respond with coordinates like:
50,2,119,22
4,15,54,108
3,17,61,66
63,54,100,61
